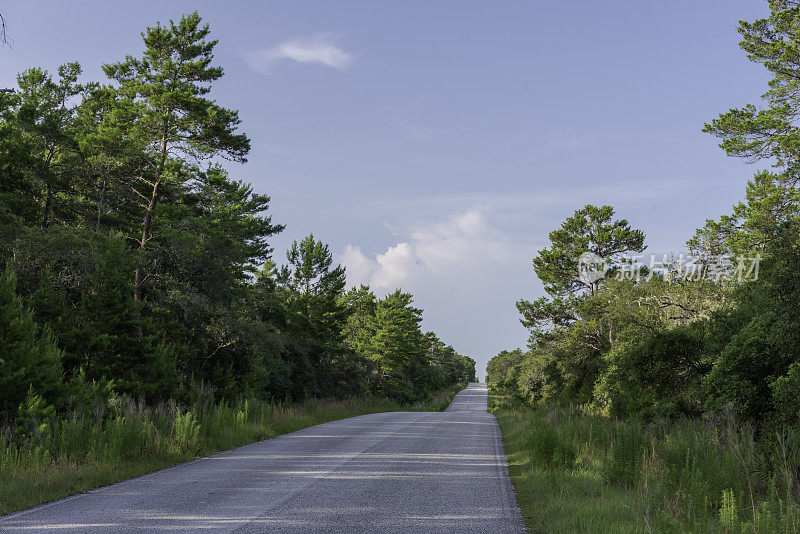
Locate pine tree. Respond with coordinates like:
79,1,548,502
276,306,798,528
341,285,377,356
101,12,250,326
0,268,62,412
79,236,179,401
368,290,427,400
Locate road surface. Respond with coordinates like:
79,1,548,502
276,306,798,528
0,383,524,533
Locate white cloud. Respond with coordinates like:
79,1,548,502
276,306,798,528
340,245,376,286
336,209,537,379
339,210,519,290
244,35,354,73
372,242,417,288
412,211,511,275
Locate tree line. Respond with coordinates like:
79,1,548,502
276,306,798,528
0,12,475,424
488,1,800,432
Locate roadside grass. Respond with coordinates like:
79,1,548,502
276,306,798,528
490,393,800,533
0,385,465,515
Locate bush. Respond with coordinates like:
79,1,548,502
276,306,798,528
595,324,707,419
171,410,200,454
15,387,56,439
704,311,795,422
770,361,800,427
516,351,565,407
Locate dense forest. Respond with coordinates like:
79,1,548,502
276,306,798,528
0,12,475,428
488,1,800,433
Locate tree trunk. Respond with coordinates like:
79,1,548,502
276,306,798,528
133,177,160,299
95,177,107,232
40,148,55,228
41,182,52,227
133,137,167,338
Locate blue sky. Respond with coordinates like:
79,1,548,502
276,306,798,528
2,1,771,379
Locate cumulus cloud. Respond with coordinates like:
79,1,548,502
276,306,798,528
372,242,417,288
411,211,513,275
340,244,378,286
244,35,354,73
336,209,539,380
339,210,516,290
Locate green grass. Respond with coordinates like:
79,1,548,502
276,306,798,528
490,393,800,533
0,385,464,515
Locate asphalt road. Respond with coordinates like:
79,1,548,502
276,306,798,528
0,383,524,533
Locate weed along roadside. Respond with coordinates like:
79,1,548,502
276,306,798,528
489,391,800,533
0,385,465,515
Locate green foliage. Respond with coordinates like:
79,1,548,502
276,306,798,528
597,324,708,418
515,350,564,405
103,12,250,164
10,63,85,228
0,268,62,413
9,227,180,401
689,170,800,256
100,12,254,313
279,233,349,348
530,204,645,298
366,290,428,401
171,410,200,454
486,349,525,391
341,284,377,356
719,489,738,531
701,226,800,423
15,387,56,439
704,311,789,421
771,362,800,427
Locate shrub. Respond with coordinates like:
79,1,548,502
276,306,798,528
15,387,56,438
770,362,800,427
171,410,200,454
595,324,707,419
719,489,738,531
704,312,795,422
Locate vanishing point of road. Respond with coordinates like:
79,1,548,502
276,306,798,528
0,383,524,533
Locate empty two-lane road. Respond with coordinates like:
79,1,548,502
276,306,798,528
0,383,524,533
